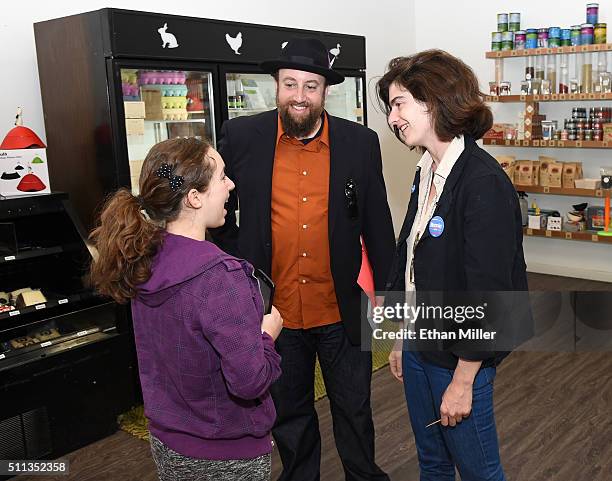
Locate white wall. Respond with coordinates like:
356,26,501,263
413,0,612,282
7,1,606,280
1,0,417,235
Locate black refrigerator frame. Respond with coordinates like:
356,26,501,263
35,7,368,231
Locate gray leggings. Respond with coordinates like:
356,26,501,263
150,434,271,481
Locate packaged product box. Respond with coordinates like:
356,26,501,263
124,101,145,119
515,160,533,186
586,206,606,230
483,123,506,140
495,155,515,182
0,148,50,196
141,88,163,120
548,161,564,188
546,216,563,231
562,162,583,189
538,155,557,187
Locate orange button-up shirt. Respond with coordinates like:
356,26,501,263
270,113,341,329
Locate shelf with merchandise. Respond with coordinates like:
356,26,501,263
486,92,612,102
486,44,612,59
483,139,611,148
523,227,612,244
514,185,606,198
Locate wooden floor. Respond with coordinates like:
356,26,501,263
16,273,612,481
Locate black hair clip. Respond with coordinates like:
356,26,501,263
156,162,184,192
345,178,358,220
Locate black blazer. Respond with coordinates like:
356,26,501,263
209,109,395,345
386,136,530,368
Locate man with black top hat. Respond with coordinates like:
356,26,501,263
209,37,394,481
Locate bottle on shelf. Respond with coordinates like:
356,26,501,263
594,51,611,94
535,56,545,80
525,56,535,80
570,54,582,94
559,54,570,94
581,52,593,94
546,55,557,94
518,191,529,226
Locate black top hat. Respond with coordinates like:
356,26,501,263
260,37,345,85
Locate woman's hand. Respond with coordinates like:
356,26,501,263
261,306,283,340
389,338,403,382
439,359,481,427
440,379,473,427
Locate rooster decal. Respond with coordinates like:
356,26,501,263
225,32,243,55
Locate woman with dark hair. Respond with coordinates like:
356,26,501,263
377,50,527,480
89,138,282,481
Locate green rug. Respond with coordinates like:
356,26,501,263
119,336,393,441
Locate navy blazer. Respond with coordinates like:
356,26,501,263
209,109,396,345
386,137,530,368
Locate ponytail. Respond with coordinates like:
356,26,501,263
88,188,163,304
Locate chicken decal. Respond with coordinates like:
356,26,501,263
329,43,341,67
225,32,243,55
158,23,179,49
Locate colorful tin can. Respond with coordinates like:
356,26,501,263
502,31,514,51
497,13,509,32
586,3,599,25
514,30,526,49
571,25,582,46
581,23,594,45
492,32,502,51
537,28,549,48
509,13,521,32
548,27,561,47
561,29,571,46
595,23,607,44
526,28,538,49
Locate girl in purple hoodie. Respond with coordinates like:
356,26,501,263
88,138,283,480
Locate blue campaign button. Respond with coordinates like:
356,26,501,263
411,184,416,193
429,216,444,237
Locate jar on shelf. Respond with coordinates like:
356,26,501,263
547,56,557,94
559,54,570,93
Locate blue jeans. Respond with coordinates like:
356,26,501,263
402,350,506,481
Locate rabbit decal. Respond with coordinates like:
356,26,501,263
158,23,179,49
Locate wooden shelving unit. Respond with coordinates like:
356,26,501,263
486,43,612,59
523,227,612,244
515,185,605,198
486,93,612,103
483,139,610,148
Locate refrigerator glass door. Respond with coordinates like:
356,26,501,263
226,73,277,119
326,76,364,125
121,68,215,194
225,72,364,124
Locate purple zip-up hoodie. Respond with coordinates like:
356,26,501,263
131,232,281,460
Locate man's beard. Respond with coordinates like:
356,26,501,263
277,97,325,139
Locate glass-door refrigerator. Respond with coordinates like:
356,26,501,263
34,8,367,230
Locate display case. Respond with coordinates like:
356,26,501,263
0,193,137,463
34,8,367,230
